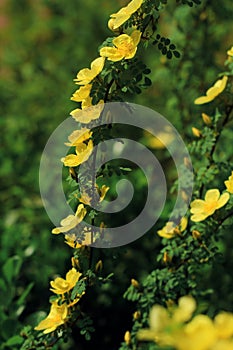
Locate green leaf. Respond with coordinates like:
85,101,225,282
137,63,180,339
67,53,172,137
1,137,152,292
71,280,86,300
5,335,24,346
2,256,22,284
16,282,34,306
173,50,181,58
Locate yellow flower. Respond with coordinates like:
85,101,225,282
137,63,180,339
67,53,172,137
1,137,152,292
74,57,105,85
79,184,109,205
224,171,233,194
62,140,93,167
52,204,87,234
70,98,104,124
71,84,92,102
34,301,68,334
108,0,143,31
65,128,92,147
50,268,82,294
190,189,229,222
64,228,93,248
157,217,187,239
227,46,233,57
100,30,141,62
194,76,228,105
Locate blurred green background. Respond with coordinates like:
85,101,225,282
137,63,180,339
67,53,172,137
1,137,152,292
0,0,233,349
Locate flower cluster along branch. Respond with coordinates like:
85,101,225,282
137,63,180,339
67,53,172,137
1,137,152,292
18,0,233,349
120,46,233,349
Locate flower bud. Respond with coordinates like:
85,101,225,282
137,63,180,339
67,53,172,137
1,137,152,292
202,113,212,126
95,260,103,272
183,156,192,170
163,251,172,263
192,230,201,240
133,311,141,320
124,331,131,345
181,190,189,203
71,257,80,269
192,127,202,138
131,278,140,289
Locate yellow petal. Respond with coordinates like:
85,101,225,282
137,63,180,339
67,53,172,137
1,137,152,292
131,30,141,46
213,75,228,92
194,95,215,105
71,84,92,102
194,76,228,105
66,268,82,287
214,312,233,338
99,185,110,201
62,154,82,167
174,296,196,323
109,0,143,29
180,217,188,231
191,213,209,222
75,57,105,85
204,189,220,203
149,305,169,332
70,101,104,124
178,315,216,350
113,34,131,48
227,46,233,57
100,46,124,61
65,128,92,147
75,203,87,221
125,47,137,59
190,199,205,213
216,192,230,209
90,57,105,76
52,215,79,234
110,10,129,30
126,0,143,13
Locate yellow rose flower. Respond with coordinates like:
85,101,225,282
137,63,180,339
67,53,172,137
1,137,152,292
194,76,228,105
71,84,92,102
70,98,104,124
52,204,87,234
138,296,196,345
50,267,82,294
157,217,187,239
100,30,141,62
227,46,233,57
64,228,93,248
65,128,92,147
108,0,143,31
224,171,233,194
79,184,109,205
74,57,105,85
190,189,229,222
34,301,68,334
62,140,93,167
